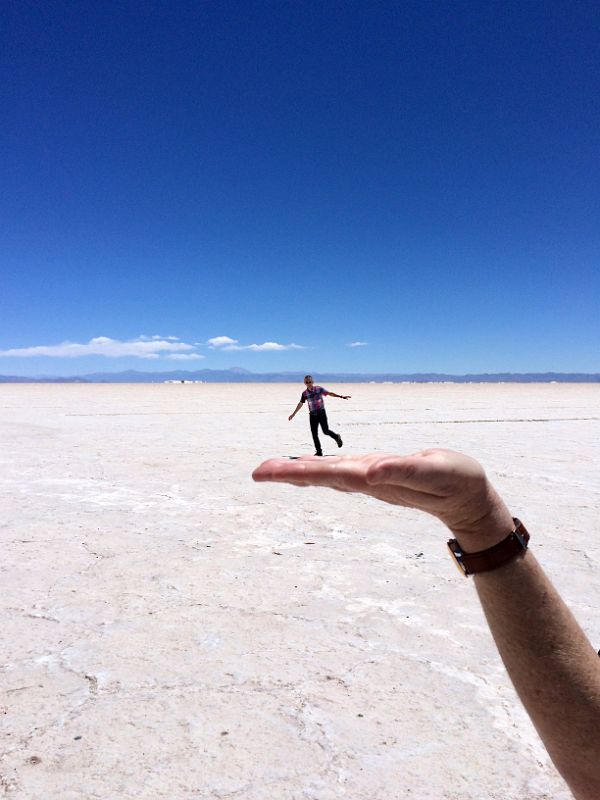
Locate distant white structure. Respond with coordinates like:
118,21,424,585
163,380,204,384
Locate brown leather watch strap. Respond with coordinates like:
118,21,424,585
447,518,530,577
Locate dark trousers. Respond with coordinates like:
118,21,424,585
309,409,338,454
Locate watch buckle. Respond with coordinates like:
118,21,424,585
513,520,527,550
447,539,469,577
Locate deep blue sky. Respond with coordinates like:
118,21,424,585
2,0,599,376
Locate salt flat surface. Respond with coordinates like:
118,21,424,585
1,382,599,799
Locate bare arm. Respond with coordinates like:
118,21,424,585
474,550,600,799
288,401,304,421
327,391,351,399
252,450,600,799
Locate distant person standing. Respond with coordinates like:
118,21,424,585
288,375,351,456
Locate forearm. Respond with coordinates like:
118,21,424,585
472,549,600,798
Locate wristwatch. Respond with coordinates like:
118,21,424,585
447,518,530,577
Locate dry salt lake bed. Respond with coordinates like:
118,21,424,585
1,382,600,799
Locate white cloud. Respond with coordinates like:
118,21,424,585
207,335,304,352
208,336,239,348
0,336,199,359
246,341,304,351
167,353,205,361
349,341,369,347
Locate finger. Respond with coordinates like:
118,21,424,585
252,456,329,484
365,454,443,494
252,456,363,489
252,454,379,489
365,449,478,496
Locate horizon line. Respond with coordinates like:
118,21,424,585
2,367,600,384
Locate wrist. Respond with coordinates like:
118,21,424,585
449,491,515,553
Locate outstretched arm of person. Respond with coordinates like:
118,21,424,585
327,391,351,400
252,449,600,800
288,400,304,421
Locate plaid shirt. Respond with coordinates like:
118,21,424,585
301,385,329,413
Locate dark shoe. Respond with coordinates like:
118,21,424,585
335,434,343,448
314,451,323,456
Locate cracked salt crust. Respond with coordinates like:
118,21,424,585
1,382,597,799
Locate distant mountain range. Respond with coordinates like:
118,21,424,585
1,368,600,383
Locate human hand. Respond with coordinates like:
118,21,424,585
252,449,514,549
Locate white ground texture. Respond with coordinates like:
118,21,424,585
1,382,599,800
